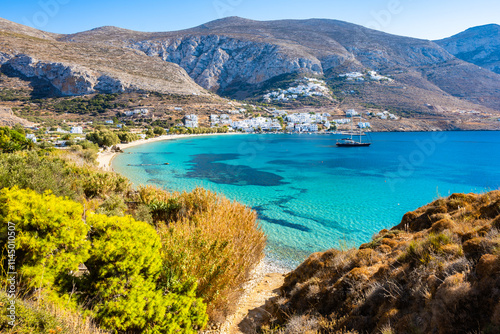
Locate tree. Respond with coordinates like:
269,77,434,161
117,132,139,143
153,126,166,136
86,130,120,147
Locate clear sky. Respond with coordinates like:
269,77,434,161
1,0,499,40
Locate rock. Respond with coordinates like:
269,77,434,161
129,36,324,92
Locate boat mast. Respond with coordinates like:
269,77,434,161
359,115,362,143
350,115,354,140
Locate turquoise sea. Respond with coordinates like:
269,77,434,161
113,131,500,269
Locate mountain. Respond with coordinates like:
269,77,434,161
58,17,500,113
1,16,500,118
436,24,500,75
0,18,206,97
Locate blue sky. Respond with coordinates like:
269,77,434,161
1,0,499,40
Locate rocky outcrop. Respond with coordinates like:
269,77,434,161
5,55,97,95
0,53,203,96
129,36,324,92
0,107,34,127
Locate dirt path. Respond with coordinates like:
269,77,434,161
225,273,285,334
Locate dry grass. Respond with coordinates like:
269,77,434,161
263,191,500,334
137,186,266,322
0,291,106,334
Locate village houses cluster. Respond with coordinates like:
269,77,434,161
186,109,378,133
339,71,393,82
263,78,330,102
25,104,401,145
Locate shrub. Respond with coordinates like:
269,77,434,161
399,232,456,266
70,166,131,199
0,126,34,153
153,126,166,136
117,132,139,143
149,187,266,319
0,187,90,300
80,213,208,333
86,130,120,147
0,291,106,334
0,152,80,199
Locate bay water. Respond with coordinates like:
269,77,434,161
112,131,500,269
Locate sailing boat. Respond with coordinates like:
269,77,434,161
336,115,371,147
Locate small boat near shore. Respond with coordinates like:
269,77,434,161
336,115,371,147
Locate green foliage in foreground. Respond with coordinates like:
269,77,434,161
0,151,130,201
0,187,89,304
0,126,34,153
0,188,208,333
0,151,79,199
81,214,207,333
0,290,105,334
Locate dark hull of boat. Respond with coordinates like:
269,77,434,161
336,142,371,147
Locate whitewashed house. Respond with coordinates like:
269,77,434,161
70,126,83,134
184,114,198,128
26,134,37,143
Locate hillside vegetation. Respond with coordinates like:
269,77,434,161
263,192,500,334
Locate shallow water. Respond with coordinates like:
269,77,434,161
113,131,500,269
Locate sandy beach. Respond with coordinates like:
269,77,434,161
96,132,246,171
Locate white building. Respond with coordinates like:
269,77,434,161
184,114,198,128
220,114,232,126
210,114,220,127
26,134,37,143
346,109,359,117
70,126,83,134
125,108,149,117
358,122,371,129
332,119,351,124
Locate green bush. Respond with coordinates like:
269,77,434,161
49,94,123,115
0,152,78,199
0,127,34,153
68,165,130,199
0,291,105,334
81,213,208,333
153,126,166,136
86,130,120,147
117,132,139,143
0,187,90,300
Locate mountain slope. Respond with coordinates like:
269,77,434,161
436,24,500,75
59,17,500,112
0,20,206,97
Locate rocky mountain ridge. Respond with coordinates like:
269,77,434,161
1,16,500,118
436,24,500,75
0,18,207,97
58,17,500,113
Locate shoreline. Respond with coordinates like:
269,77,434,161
96,131,293,275
96,132,246,172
